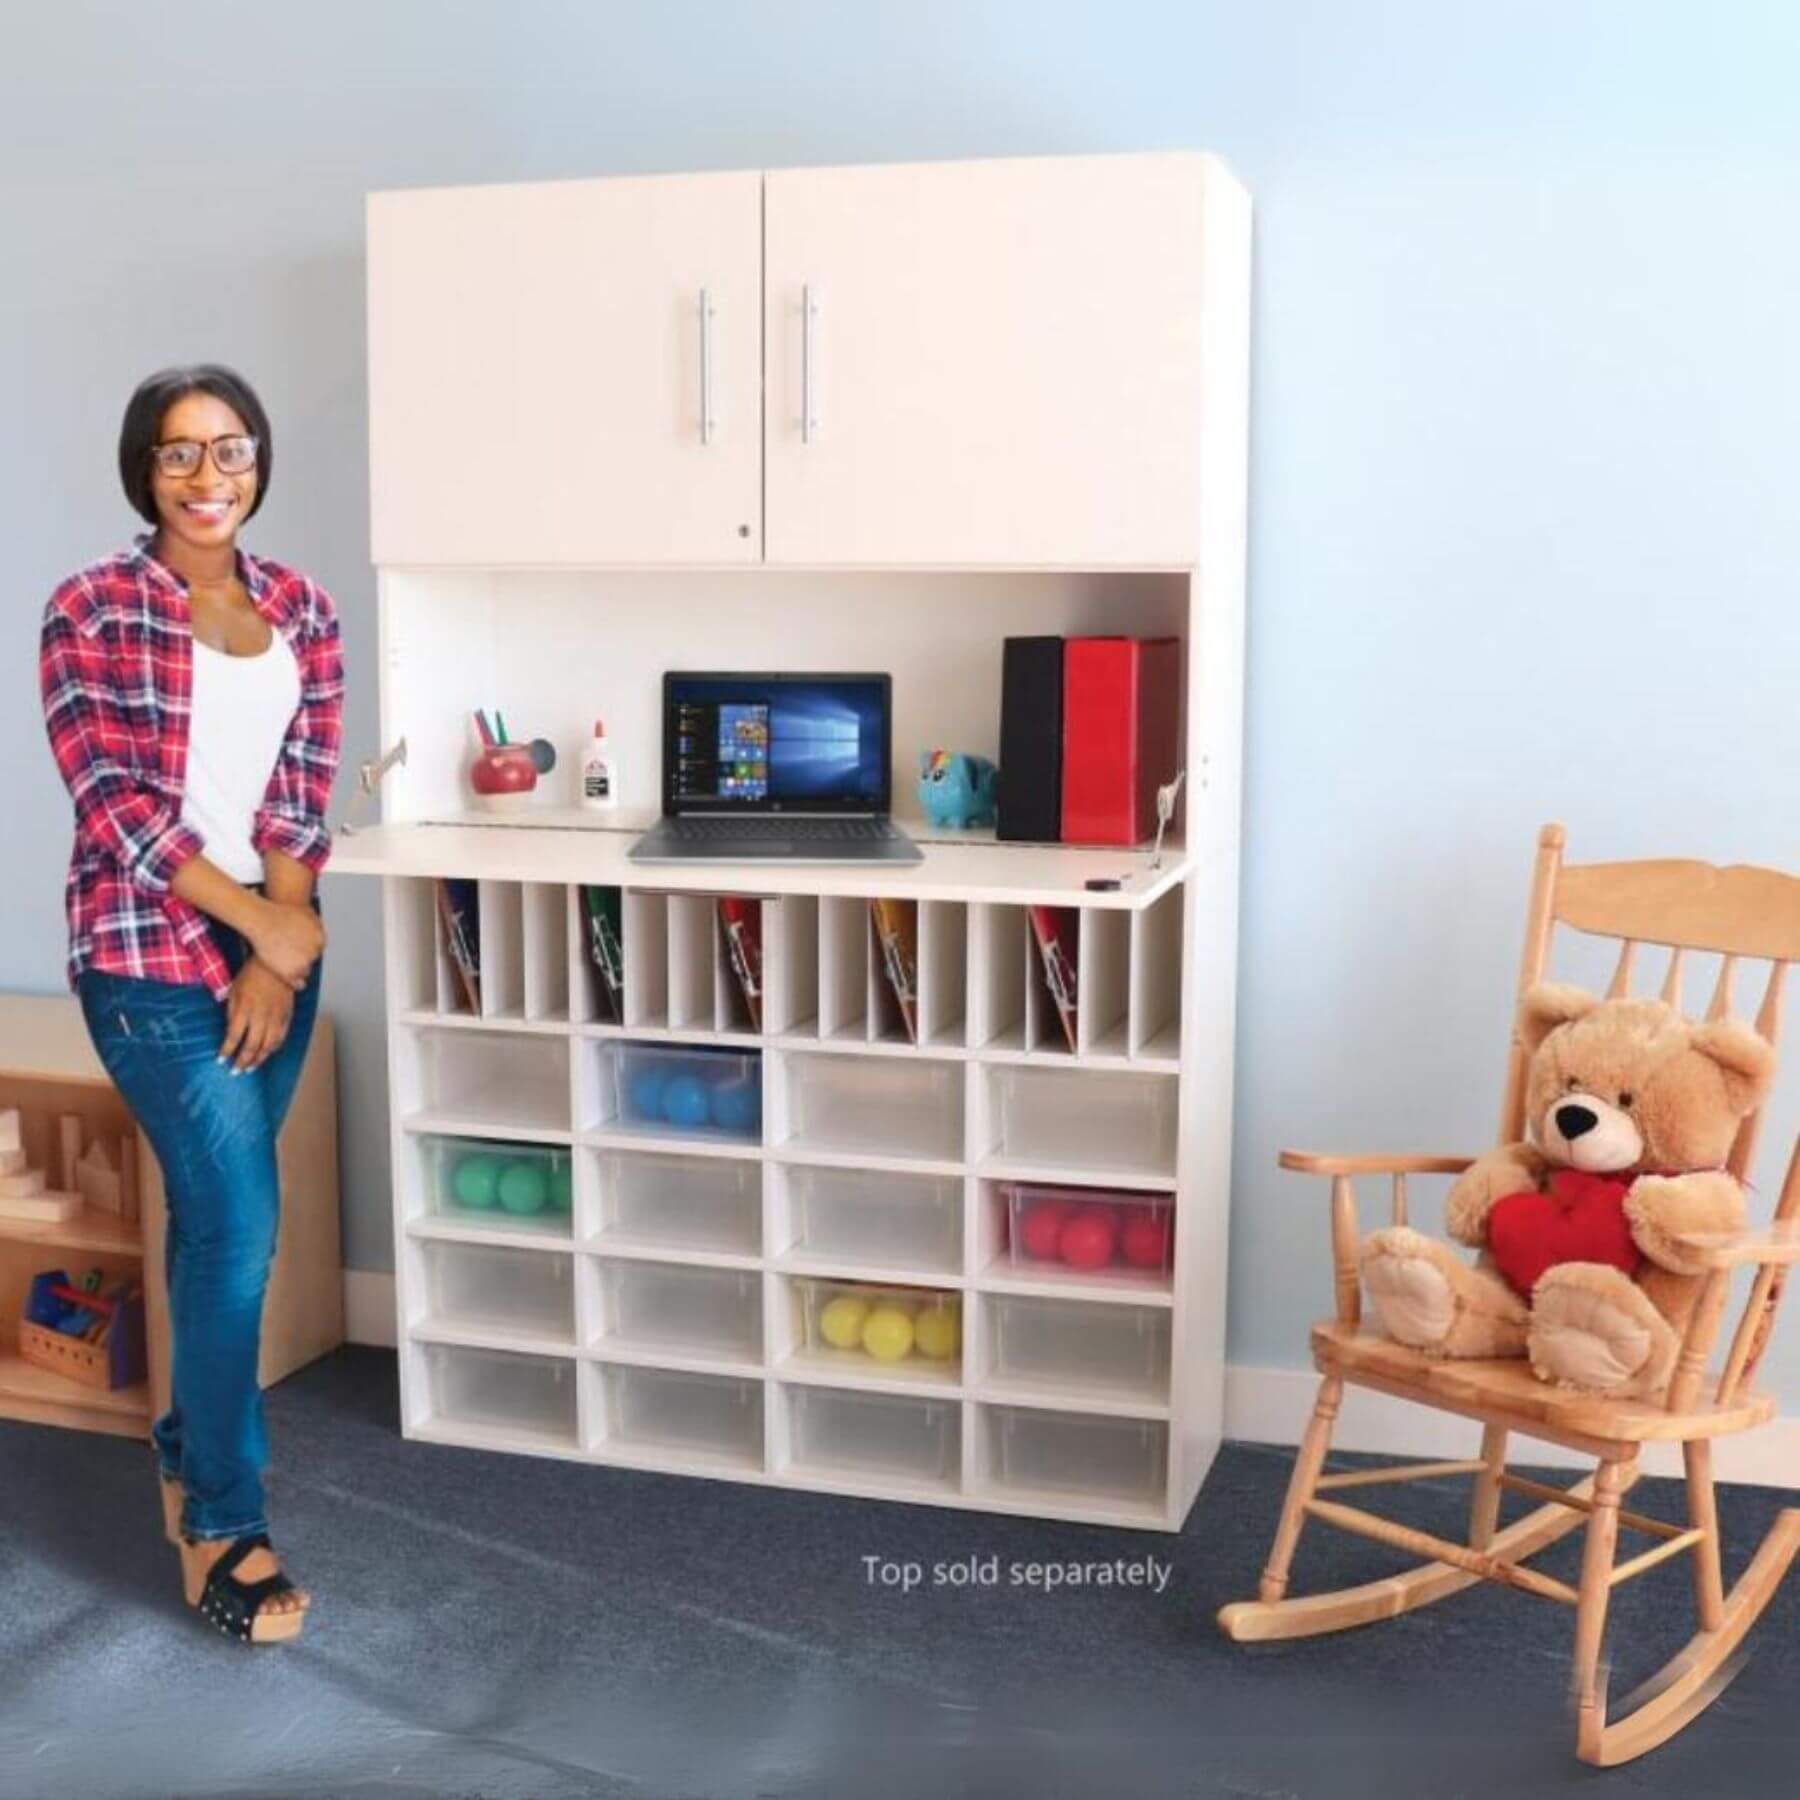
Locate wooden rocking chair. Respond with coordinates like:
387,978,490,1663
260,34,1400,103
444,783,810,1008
1218,823,1800,1767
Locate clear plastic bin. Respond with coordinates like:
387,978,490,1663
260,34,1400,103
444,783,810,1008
594,1149,761,1256
990,1065,1176,1175
794,1278,962,1379
421,1135,575,1235
595,1258,762,1361
986,1294,1170,1402
1000,1182,1174,1281
986,1403,1167,1505
406,1028,570,1133
606,1043,762,1143
417,1240,575,1343
601,1363,763,1466
418,1342,578,1445
786,1165,961,1274
787,1383,959,1485
782,1053,963,1161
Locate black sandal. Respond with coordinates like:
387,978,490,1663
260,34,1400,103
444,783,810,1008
177,1531,308,1644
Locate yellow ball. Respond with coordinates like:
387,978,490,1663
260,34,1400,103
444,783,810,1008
913,1305,961,1360
819,1295,870,1350
860,1305,916,1363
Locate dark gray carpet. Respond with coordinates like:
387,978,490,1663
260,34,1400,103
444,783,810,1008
2,1346,1795,1798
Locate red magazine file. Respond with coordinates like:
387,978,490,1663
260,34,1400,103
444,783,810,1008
1059,637,1182,846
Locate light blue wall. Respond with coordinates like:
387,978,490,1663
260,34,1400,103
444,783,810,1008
5,2,1798,1382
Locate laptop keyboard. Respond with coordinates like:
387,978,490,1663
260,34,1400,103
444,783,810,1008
668,816,902,844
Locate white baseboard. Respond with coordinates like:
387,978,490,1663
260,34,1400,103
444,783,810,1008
1226,1361,1800,1489
343,1268,398,1348
338,1271,1798,1490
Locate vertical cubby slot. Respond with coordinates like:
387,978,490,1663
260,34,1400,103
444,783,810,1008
583,1041,763,1142
765,894,819,1038
774,1164,962,1276
520,883,570,1022
1024,906,1078,1055
390,878,441,1013
979,1404,1167,1509
622,890,669,1029
867,900,917,1046
595,1363,763,1471
587,1258,762,1363
434,878,482,1015
1130,883,1185,1059
1078,908,1130,1056
412,1240,576,1347
779,1053,964,1163
967,903,1026,1050
571,886,626,1025
917,901,967,1049
667,894,716,1031
401,1028,572,1136
419,1342,578,1449
714,896,764,1034
818,898,869,1043
980,1064,1176,1179
588,1146,761,1257
982,1293,1171,1405
477,880,525,1021
414,1134,574,1238
782,1384,961,1491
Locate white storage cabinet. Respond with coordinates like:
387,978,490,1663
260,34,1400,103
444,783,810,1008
336,149,1249,1530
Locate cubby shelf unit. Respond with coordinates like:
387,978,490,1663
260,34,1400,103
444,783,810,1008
358,856,1231,1531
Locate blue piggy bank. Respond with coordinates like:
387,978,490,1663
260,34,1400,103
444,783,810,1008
917,751,998,828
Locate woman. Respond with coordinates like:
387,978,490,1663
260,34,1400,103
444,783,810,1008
39,365,344,1645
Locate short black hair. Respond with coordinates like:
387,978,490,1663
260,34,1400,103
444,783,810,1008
118,364,273,526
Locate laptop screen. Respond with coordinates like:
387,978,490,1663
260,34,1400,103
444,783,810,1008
663,673,892,814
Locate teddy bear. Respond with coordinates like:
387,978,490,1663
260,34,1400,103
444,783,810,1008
1360,983,1775,1401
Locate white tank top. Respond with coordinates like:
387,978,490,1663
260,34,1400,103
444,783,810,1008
180,631,303,882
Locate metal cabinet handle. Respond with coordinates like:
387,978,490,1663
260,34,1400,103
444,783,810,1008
699,287,716,445
801,284,819,443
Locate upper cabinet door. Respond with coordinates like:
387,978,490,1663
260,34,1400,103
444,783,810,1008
763,153,1217,567
368,171,762,566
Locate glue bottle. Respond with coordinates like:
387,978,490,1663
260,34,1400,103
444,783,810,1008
580,719,619,811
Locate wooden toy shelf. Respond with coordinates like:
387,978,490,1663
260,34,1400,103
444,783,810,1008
345,148,1249,1529
0,995,343,1440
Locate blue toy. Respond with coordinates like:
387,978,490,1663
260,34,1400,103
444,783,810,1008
662,1073,711,1129
917,751,998,829
628,1066,666,1121
710,1076,760,1135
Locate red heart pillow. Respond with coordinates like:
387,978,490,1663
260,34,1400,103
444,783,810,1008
1487,1170,1642,1297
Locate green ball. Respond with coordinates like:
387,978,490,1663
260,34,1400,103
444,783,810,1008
546,1162,573,1213
450,1152,505,1209
497,1159,549,1215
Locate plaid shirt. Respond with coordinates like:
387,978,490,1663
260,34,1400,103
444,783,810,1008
40,533,345,1001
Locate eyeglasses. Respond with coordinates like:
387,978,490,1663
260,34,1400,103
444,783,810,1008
151,434,258,478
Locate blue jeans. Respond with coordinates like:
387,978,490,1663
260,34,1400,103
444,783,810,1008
76,888,322,1542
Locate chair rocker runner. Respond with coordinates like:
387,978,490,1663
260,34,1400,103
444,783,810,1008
1218,823,1800,1768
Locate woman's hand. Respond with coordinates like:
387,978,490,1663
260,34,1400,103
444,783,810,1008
219,958,298,1073
247,897,327,989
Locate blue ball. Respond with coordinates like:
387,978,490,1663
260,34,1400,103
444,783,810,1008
627,1066,665,1122
662,1073,711,1129
710,1077,760,1135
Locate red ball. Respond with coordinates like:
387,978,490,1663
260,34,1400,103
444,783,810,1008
1059,1208,1118,1270
1019,1199,1073,1261
1120,1207,1172,1270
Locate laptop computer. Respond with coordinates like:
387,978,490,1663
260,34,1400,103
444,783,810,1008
628,671,923,865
